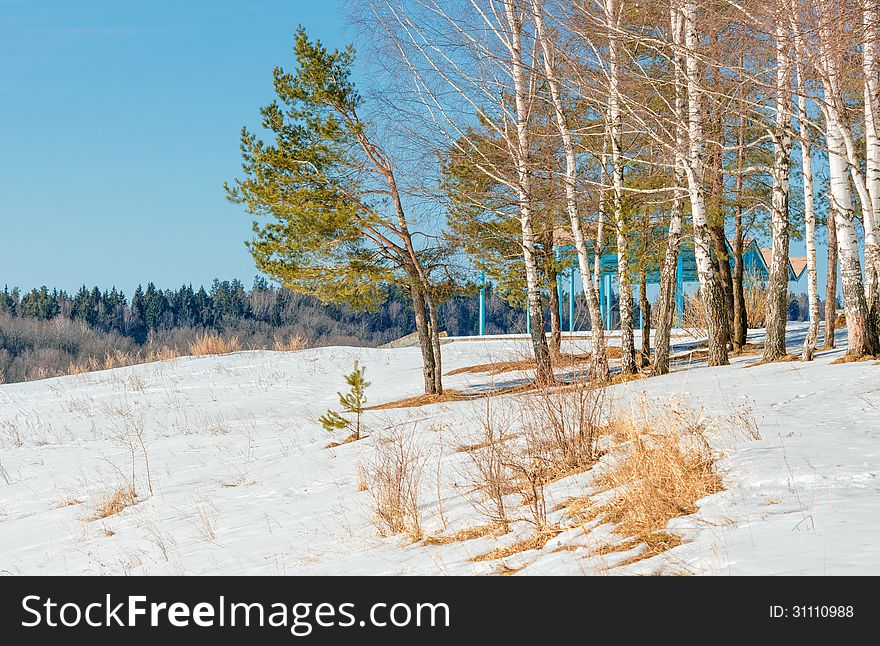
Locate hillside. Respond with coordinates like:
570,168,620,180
0,323,877,575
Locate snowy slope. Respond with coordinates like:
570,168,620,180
0,324,877,575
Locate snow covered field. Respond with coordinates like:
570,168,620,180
0,323,878,575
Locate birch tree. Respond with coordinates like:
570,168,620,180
764,5,794,362
530,0,611,381
681,0,729,366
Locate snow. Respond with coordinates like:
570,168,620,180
0,323,878,575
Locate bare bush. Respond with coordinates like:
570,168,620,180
365,424,426,542
459,400,514,533
518,380,606,481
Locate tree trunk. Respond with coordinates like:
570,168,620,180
731,63,748,350
824,201,838,349
410,281,438,395
795,68,819,361
547,268,562,356
818,7,880,357
709,223,734,346
682,0,729,366
865,1,880,338
639,269,650,366
505,2,553,384
828,112,879,356
653,2,686,377
423,288,444,394
607,0,637,375
764,17,792,362
531,0,610,382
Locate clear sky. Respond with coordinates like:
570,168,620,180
1,0,827,299
1,0,348,296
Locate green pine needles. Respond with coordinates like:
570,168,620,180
319,360,370,441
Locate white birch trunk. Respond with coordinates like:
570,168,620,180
606,0,637,374
530,0,610,381
796,80,819,360
653,1,686,376
864,1,880,325
503,0,554,383
682,0,728,365
764,15,792,361
818,4,879,356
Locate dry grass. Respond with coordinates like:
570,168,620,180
188,332,241,356
88,488,137,521
744,277,769,329
67,346,182,376
273,333,308,352
365,425,426,542
592,401,722,564
830,353,879,365
747,354,800,367
365,390,471,411
55,498,82,509
325,432,361,449
446,350,620,378
470,529,562,562
422,522,502,546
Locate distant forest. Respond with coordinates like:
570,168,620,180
0,278,532,384
0,278,813,385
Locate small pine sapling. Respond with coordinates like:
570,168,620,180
319,360,371,441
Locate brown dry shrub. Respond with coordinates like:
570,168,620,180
273,333,308,352
595,400,722,556
365,425,426,542
89,488,137,520
189,332,241,356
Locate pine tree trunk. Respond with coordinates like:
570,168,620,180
424,288,444,394
410,281,438,395
548,268,562,356
682,0,729,367
709,223,734,346
824,202,838,349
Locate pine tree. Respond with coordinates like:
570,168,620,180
319,360,370,441
226,27,452,396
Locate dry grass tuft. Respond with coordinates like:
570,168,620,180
593,401,722,564
744,277,769,329
188,332,241,357
831,353,879,365
88,488,137,521
325,432,362,449
422,522,503,546
747,354,800,367
470,529,562,562
365,425,426,542
273,333,308,352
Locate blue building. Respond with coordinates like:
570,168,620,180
477,237,807,334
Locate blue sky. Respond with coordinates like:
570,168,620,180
1,0,827,299
1,0,347,295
